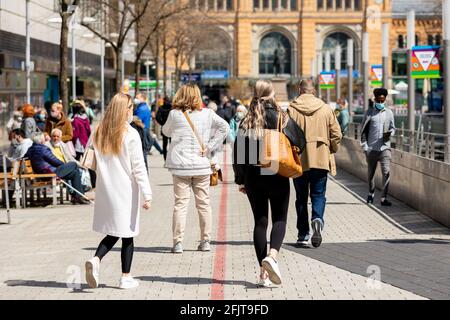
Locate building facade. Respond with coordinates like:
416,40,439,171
183,0,442,105
0,0,118,142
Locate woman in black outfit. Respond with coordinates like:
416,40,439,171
233,80,305,287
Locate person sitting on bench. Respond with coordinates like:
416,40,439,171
24,133,89,205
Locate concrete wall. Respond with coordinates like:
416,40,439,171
335,137,450,228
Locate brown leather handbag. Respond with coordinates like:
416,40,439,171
260,112,303,178
183,111,221,186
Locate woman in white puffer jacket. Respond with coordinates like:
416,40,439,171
162,84,229,254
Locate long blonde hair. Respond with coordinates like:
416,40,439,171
94,93,132,155
172,84,203,112
240,80,280,138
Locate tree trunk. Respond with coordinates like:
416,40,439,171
59,14,69,113
134,59,140,97
163,40,167,96
155,37,160,101
115,48,122,93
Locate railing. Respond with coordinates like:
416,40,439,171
346,122,450,163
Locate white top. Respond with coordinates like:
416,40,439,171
162,108,229,176
93,124,152,238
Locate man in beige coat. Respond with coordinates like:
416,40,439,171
288,79,342,248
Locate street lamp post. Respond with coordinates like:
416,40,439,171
325,50,331,103
443,0,450,161
362,32,369,112
335,45,342,101
25,0,31,104
382,23,390,89
347,38,354,122
317,51,323,98
407,10,416,134
145,60,151,101
71,16,77,102
101,39,105,116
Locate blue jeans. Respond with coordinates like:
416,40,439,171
293,169,328,237
55,161,84,195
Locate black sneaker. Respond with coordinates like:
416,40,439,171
381,199,392,206
367,195,374,204
311,219,323,248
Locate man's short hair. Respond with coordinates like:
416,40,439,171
298,78,316,95
51,128,62,137
373,88,388,98
136,92,146,100
32,133,45,144
12,128,26,138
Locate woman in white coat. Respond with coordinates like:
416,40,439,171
163,84,229,254
85,93,152,290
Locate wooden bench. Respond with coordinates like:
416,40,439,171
19,159,61,208
1,160,22,210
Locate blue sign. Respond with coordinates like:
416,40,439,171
181,73,201,82
339,69,360,78
201,70,229,80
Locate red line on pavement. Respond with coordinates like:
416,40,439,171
211,149,228,300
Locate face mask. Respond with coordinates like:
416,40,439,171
51,111,59,118
133,98,141,105
37,114,45,121
11,138,18,146
375,102,385,111
236,112,245,121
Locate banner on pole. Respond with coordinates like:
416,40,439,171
411,46,441,79
370,64,383,87
319,71,335,89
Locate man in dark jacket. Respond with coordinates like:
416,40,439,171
155,96,172,161
25,133,88,204
217,96,235,124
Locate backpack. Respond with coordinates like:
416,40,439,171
260,112,303,178
156,107,171,126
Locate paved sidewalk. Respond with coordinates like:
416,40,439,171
0,145,448,300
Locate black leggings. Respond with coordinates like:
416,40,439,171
94,235,134,273
162,134,170,161
245,173,290,266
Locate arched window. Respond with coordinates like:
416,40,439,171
398,35,404,48
259,32,292,75
322,32,356,70
195,33,230,72
435,34,442,46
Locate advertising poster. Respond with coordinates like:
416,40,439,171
319,71,335,89
370,64,383,87
411,45,441,79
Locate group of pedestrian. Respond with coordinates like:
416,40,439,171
5,100,94,204
82,79,396,290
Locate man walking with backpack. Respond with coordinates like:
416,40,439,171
155,96,173,161
288,79,342,248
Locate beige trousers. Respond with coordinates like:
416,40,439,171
172,174,212,244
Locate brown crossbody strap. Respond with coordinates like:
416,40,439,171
183,111,206,151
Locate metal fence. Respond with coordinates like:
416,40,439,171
346,122,450,163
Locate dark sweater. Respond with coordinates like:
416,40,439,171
232,104,306,185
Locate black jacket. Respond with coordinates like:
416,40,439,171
155,103,172,126
232,104,306,185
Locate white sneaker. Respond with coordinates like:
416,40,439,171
197,240,211,252
261,256,282,285
119,276,139,289
85,257,100,288
257,276,272,288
